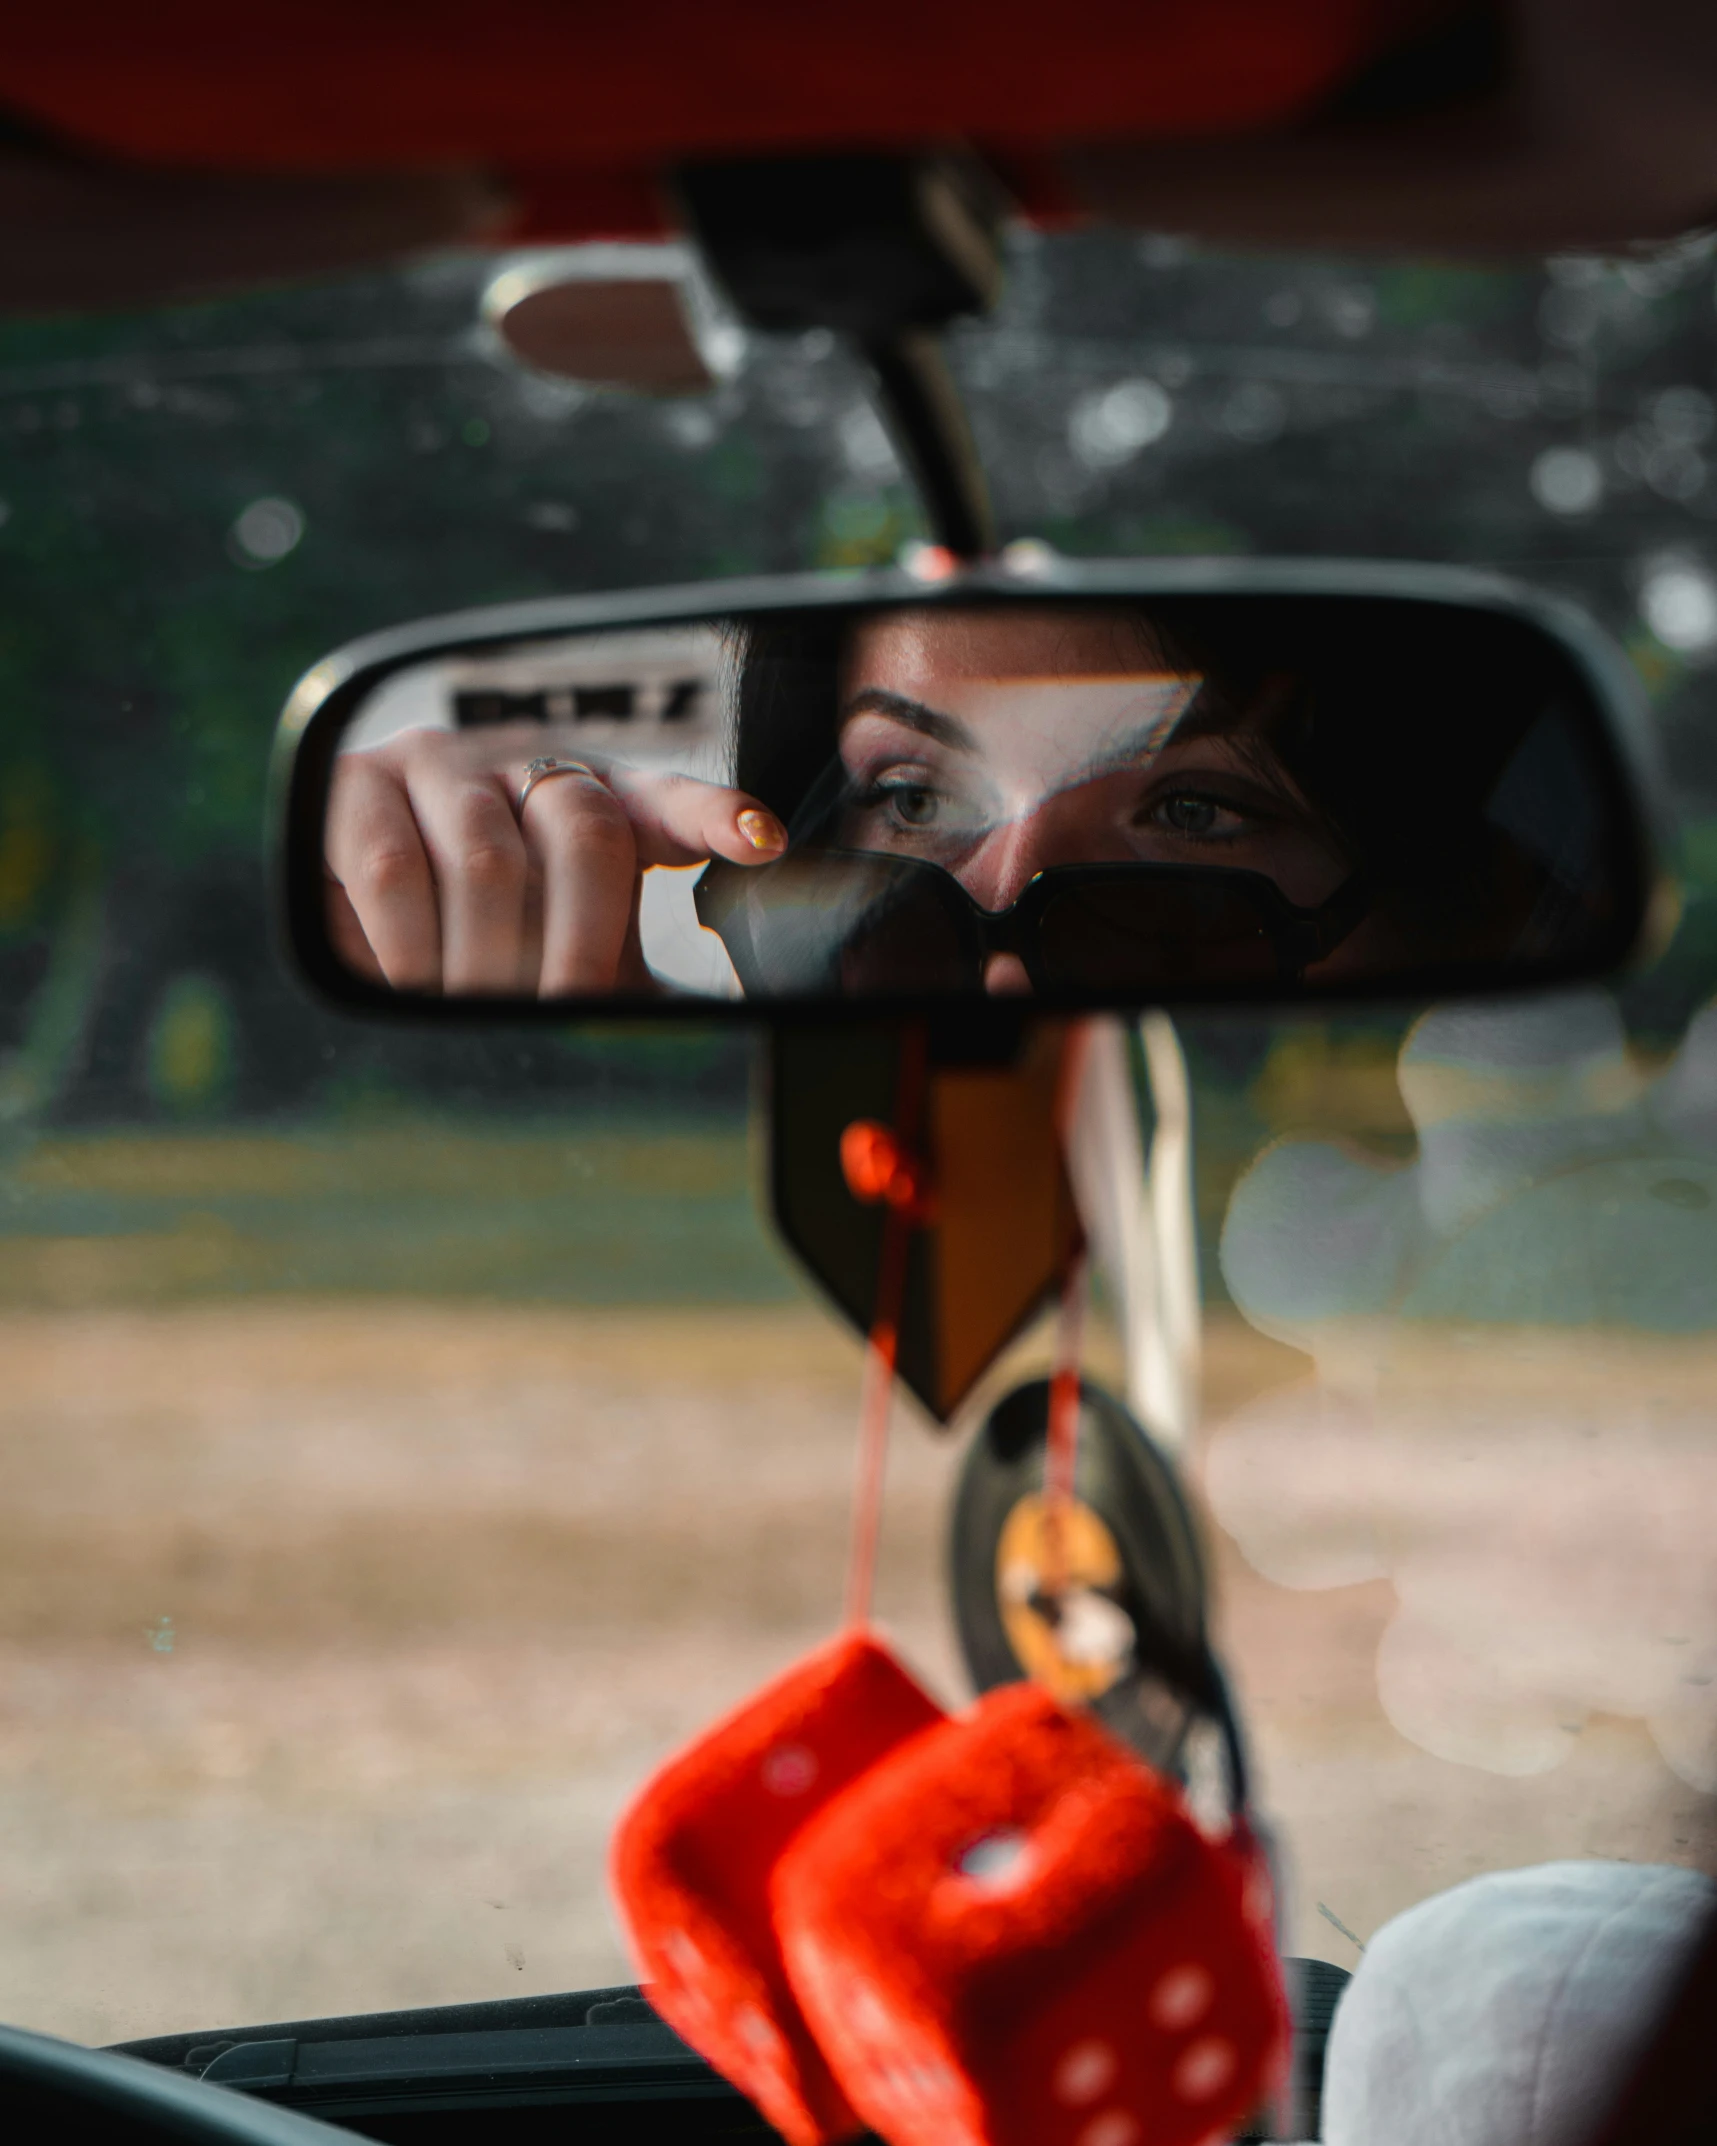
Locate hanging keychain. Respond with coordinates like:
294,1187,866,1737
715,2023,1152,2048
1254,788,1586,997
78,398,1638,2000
949,1023,1222,1773
613,1020,1289,2146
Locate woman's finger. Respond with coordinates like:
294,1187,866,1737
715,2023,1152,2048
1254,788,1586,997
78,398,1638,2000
395,745,531,992
325,876,389,985
323,755,443,989
330,738,787,998
519,764,640,995
598,766,787,869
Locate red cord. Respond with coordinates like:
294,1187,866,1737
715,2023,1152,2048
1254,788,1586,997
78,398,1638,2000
841,1019,1094,1630
1041,1021,1096,1602
842,1026,931,1631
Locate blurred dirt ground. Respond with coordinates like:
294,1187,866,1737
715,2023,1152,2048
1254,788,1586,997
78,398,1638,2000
0,1302,1708,2047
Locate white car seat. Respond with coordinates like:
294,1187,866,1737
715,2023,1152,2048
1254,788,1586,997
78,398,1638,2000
1321,1860,1715,2146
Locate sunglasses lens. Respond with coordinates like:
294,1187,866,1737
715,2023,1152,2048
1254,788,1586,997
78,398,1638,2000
699,857,1305,998
836,879,979,995
697,852,979,994
1035,873,1287,992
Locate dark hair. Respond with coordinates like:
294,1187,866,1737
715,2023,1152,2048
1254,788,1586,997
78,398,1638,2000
730,614,848,840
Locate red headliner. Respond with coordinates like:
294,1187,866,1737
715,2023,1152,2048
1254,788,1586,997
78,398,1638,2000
2,2,1429,231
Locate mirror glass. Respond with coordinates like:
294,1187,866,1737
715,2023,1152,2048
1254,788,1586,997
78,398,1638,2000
303,594,1653,1007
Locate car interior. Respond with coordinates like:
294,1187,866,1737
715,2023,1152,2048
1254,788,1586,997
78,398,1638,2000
1,4,1715,2143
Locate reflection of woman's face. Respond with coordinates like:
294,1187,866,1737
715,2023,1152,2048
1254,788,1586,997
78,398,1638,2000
837,608,1351,991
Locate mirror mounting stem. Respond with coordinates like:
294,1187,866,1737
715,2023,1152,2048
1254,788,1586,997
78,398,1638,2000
862,324,994,560
677,152,1001,558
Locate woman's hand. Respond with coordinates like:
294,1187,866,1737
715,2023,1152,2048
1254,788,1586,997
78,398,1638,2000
323,723,786,996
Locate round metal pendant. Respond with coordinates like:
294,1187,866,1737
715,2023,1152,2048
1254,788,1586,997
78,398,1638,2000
949,1376,1219,1768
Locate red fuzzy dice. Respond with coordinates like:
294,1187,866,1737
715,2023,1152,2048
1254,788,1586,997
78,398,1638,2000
610,1632,945,2146
774,1681,1289,2146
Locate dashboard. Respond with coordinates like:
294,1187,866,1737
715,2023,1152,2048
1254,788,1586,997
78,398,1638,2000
107,1969,1347,2143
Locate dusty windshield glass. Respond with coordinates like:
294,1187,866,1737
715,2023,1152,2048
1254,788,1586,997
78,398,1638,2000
0,230,1714,2049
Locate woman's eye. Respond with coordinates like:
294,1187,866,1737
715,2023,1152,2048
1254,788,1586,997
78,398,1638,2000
1164,794,1219,835
877,779,940,828
1148,791,1248,839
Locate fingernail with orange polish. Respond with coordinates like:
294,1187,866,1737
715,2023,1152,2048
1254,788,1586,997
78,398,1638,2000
737,808,787,854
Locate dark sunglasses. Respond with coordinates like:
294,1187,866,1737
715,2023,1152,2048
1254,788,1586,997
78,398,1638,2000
694,847,1371,997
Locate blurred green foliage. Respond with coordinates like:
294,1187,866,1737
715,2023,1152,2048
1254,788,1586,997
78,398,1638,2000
2,231,1717,1300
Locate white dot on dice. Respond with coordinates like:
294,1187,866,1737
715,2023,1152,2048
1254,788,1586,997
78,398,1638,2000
1053,2039,1119,2106
1172,2035,1237,2104
1148,1962,1215,2030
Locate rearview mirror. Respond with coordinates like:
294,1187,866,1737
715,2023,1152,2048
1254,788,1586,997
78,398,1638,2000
273,561,1673,1016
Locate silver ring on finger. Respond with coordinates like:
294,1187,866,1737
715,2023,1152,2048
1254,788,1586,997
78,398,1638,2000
518,756,602,817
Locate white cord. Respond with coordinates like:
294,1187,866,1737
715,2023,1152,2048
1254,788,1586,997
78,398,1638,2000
1139,1011,1202,1448
1063,1014,1202,1450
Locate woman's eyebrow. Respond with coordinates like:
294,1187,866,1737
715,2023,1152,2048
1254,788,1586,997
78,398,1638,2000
839,687,974,753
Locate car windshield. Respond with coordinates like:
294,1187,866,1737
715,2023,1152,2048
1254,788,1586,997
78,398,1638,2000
1,229,1714,2049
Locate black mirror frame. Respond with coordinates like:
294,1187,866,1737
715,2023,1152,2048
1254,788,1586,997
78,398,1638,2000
270,555,1679,1027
